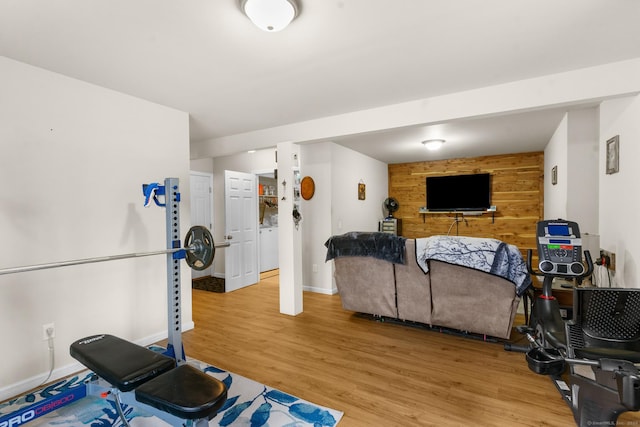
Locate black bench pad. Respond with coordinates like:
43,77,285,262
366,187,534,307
135,364,228,420
70,334,176,392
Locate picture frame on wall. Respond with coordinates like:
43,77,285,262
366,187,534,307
358,181,366,200
606,135,620,175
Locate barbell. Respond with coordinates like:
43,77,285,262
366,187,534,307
0,225,226,276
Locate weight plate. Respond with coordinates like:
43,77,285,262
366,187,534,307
184,226,215,271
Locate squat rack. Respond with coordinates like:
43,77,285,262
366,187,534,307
161,177,187,363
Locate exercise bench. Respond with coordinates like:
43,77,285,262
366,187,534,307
70,334,227,426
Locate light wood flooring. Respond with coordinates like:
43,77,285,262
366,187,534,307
178,274,640,426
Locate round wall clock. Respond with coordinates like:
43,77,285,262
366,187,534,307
300,176,315,200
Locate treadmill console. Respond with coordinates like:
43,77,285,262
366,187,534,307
536,219,584,277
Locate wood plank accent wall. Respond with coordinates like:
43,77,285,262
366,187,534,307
387,151,544,253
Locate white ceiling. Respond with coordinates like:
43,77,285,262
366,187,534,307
326,107,573,164
1,0,639,163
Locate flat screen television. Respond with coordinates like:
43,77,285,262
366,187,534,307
426,173,491,212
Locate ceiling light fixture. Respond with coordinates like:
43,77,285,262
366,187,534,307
422,139,446,151
241,0,299,32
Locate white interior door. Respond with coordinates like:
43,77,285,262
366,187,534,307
224,170,259,292
190,172,213,279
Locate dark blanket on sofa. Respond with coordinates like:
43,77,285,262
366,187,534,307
415,235,531,296
325,232,406,264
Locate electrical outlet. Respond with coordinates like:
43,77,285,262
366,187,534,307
42,323,55,340
600,249,616,270
312,263,318,273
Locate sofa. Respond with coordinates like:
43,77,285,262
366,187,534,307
325,232,531,339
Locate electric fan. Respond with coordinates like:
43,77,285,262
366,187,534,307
383,197,399,218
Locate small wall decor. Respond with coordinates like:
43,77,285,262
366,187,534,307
606,135,620,174
292,204,302,230
358,180,366,200
293,170,301,201
300,176,315,200
551,165,558,185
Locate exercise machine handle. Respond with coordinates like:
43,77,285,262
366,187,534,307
583,250,594,278
526,249,594,280
527,249,536,276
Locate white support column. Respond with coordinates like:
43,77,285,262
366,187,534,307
277,142,303,315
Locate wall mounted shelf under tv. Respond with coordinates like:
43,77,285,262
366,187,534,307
418,207,497,223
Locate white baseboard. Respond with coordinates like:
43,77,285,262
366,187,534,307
303,285,338,295
0,360,85,403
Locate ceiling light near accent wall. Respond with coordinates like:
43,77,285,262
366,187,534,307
422,139,446,151
241,0,299,32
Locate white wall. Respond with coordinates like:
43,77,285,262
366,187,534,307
205,142,388,295
544,114,569,220
297,141,389,294
190,158,214,174
330,144,389,236
544,108,599,234
566,108,599,233
544,96,640,288
300,142,333,294
277,142,303,314
0,57,191,400
599,95,640,287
